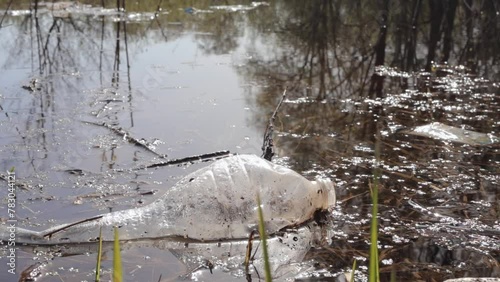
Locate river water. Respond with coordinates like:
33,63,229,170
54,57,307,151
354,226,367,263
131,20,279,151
0,1,498,281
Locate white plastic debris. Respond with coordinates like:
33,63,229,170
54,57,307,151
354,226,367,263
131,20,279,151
401,122,499,145
8,154,335,243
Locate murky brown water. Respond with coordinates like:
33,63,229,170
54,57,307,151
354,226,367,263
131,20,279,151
0,1,498,281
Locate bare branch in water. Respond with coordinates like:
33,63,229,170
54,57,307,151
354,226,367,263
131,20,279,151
43,215,104,239
0,173,31,190
141,150,231,169
244,230,256,276
82,120,167,158
261,88,287,161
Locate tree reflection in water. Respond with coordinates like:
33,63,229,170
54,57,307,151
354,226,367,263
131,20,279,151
239,0,499,280
0,0,498,281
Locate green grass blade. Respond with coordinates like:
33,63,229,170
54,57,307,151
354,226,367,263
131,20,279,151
256,193,272,282
390,267,396,282
350,259,357,282
369,174,380,282
113,227,123,282
369,136,381,282
95,227,103,282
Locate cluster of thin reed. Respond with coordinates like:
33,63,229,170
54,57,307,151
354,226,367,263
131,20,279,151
95,227,123,282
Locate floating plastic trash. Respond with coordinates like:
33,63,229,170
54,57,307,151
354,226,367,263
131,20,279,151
209,2,269,13
5,154,335,244
401,122,499,145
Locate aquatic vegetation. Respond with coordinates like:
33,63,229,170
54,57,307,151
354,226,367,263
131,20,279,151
95,227,103,282
113,227,123,282
350,259,357,282
256,193,272,282
369,139,381,282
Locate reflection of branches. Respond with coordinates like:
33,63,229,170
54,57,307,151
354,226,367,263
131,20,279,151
368,0,389,99
145,0,168,41
146,17,168,41
244,1,377,103
37,18,59,73
153,0,163,17
113,20,121,86
0,0,13,28
239,0,500,170
33,15,88,75
110,0,134,129
405,0,422,71
196,12,241,55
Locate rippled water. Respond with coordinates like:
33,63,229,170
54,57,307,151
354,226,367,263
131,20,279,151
0,0,498,281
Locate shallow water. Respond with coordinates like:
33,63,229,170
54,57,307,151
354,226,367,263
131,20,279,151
0,0,498,281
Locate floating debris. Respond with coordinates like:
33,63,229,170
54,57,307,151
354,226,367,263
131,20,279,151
209,2,269,12
374,65,411,78
5,10,32,16
21,78,42,92
2,155,335,243
401,122,499,145
81,120,167,158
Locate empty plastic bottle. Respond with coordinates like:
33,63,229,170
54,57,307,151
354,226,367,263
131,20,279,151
5,154,335,244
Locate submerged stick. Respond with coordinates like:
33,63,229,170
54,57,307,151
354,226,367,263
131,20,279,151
143,150,230,169
0,173,30,190
82,120,167,158
261,89,287,161
244,230,256,276
43,215,104,239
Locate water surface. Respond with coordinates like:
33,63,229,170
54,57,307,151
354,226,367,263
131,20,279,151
0,1,498,281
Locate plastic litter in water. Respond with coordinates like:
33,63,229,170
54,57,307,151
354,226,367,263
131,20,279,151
401,122,499,145
4,154,335,243
209,2,269,12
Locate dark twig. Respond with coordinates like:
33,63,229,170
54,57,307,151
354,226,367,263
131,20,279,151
43,215,104,238
261,89,287,161
146,0,168,41
0,173,31,190
19,262,42,282
244,230,256,277
153,0,163,18
141,150,230,170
